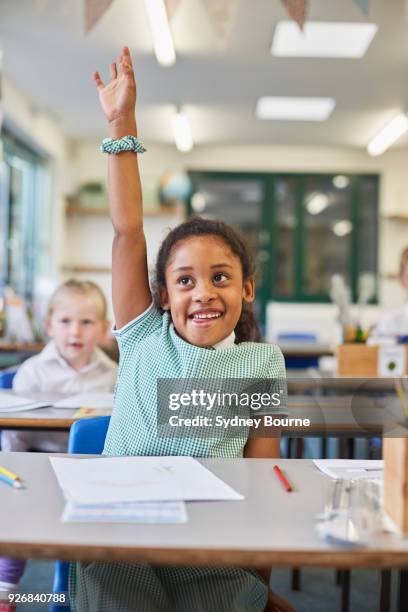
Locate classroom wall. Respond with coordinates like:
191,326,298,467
2,74,73,315
67,140,408,319
3,72,408,327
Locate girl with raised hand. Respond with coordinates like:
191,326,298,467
69,47,291,612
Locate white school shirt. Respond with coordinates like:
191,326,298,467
375,303,408,337
1,341,118,452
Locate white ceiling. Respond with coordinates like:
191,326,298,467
1,0,408,149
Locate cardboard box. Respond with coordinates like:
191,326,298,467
337,344,408,377
383,437,408,534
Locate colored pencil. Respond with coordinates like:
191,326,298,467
273,464,292,492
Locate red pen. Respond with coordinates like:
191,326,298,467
273,464,292,492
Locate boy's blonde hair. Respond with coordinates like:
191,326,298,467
47,279,107,320
400,247,408,278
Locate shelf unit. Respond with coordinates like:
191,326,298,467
66,205,180,218
381,272,399,280
381,213,408,222
61,264,111,274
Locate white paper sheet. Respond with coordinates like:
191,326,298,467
50,456,244,504
53,392,114,409
0,393,50,413
62,500,188,523
313,459,383,480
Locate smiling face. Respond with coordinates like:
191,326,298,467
47,294,108,371
160,235,255,347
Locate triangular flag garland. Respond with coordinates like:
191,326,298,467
164,0,182,21
60,0,371,36
81,0,249,46
84,0,114,33
280,0,309,29
353,0,370,15
202,0,239,43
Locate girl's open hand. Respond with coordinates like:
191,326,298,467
93,46,136,125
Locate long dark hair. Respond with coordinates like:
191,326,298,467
153,217,261,342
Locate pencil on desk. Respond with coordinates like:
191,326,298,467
273,465,292,492
0,465,22,484
394,379,408,419
0,472,22,489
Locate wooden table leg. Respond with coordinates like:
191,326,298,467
397,569,408,612
380,569,391,612
341,569,351,612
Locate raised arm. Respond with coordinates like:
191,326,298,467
94,46,152,328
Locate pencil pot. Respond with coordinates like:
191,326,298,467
383,436,408,534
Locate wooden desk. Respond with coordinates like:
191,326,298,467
0,454,407,569
0,342,44,369
287,370,400,394
279,343,333,359
0,393,403,437
0,342,44,353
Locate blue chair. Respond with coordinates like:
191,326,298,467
0,367,19,450
277,332,319,369
0,366,18,389
51,416,111,612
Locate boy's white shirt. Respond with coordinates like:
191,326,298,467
1,340,118,452
12,340,117,393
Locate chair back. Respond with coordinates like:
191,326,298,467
0,367,18,389
67,416,111,454
277,332,319,369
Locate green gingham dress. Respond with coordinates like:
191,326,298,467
69,304,286,612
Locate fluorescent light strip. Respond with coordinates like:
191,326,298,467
367,114,408,156
256,97,335,121
271,21,378,58
172,112,193,152
143,0,176,66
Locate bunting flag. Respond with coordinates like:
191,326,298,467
280,0,309,29
84,0,114,33
353,0,369,14
164,0,182,20
202,0,239,44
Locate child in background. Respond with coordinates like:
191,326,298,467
0,279,117,610
376,246,408,336
69,47,291,612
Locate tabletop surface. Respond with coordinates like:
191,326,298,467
0,454,407,568
0,391,404,436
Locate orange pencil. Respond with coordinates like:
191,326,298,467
273,465,292,492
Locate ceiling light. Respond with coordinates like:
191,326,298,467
143,0,176,66
332,175,350,189
367,114,408,156
306,193,329,215
333,220,353,237
271,21,378,58
256,97,335,121
172,112,193,152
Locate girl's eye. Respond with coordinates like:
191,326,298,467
213,273,228,283
82,319,94,325
178,277,193,286
60,318,70,325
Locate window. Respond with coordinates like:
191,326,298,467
188,171,379,320
0,131,50,302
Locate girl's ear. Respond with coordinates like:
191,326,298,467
159,288,170,311
242,276,255,303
